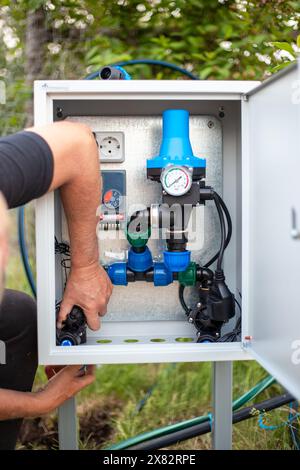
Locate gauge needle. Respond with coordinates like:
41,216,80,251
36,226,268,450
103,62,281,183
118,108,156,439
169,175,183,187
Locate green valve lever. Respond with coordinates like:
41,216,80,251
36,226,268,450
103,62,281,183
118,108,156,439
126,226,151,249
178,262,197,286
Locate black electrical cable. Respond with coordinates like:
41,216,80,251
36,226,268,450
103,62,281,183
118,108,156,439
127,392,294,450
214,194,226,272
216,298,241,343
55,236,70,256
178,284,190,316
178,191,232,316
217,317,241,342
204,192,232,268
211,192,226,272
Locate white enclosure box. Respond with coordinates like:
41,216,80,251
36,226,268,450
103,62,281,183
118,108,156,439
35,62,300,401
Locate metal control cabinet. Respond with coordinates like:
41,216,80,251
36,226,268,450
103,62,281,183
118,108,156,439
35,62,300,401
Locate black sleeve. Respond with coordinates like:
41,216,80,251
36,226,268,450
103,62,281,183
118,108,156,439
0,130,54,209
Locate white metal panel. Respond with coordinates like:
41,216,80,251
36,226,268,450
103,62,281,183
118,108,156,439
63,114,222,323
35,79,259,101
242,63,300,399
41,341,250,366
34,83,57,364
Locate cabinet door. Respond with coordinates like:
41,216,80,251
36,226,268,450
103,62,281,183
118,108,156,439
243,62,300,400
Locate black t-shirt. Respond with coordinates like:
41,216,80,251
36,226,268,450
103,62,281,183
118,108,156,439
0,131,54,209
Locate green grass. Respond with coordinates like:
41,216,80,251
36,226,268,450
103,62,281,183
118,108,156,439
82,362,294,450
7,213,299,450
30,358,298,450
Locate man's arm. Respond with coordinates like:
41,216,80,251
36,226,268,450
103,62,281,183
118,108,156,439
0,122,109,422
0,365,95,420
27,121,112,330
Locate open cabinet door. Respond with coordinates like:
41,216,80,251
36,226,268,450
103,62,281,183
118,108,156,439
243,62,300,400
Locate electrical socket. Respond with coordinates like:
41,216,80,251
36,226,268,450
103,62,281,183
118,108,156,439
95,131,125,162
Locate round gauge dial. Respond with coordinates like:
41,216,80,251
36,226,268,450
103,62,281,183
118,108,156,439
161,166,192,196
103,189,121,210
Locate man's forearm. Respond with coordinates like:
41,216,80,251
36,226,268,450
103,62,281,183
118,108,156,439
0,389,45,420
28,122,112,328
0,365,96,421
28,122,101,269
59,150,101,269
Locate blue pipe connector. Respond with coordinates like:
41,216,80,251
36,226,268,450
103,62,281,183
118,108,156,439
107,262,128,286
107,254,190,285
127,246,153,272
153,262,173,286
147,109,206,171
61,339,74,346
163,250,191,273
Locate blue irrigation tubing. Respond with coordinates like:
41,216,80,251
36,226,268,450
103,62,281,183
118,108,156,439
85,59,199,81
18,206,36,297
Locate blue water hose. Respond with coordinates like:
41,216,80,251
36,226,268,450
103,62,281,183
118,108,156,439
18,206,36,298
85,59,199,80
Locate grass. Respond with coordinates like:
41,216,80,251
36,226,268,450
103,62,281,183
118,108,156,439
28,362,296,450
6,212,300,450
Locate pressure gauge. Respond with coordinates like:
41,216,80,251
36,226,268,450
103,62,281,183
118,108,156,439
160,165,193,196
103,188,122,210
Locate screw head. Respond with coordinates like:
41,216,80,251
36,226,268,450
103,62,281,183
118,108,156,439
197,302,202,308
188,317,194,323
56,107,63,118
207,120,214,129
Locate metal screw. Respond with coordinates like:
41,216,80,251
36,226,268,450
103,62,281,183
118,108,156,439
197,302,202,308
207,120,214,129
218,106,225,118
56,107,63,118
188,317,194,323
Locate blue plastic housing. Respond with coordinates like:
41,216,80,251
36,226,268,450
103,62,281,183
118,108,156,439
147,109,206,170
127,246,153,272
107,262,128,286
163,250,191,273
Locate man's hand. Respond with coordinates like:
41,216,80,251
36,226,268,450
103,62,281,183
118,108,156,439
37,365,95,414
57,263,112,331
0,365,95,420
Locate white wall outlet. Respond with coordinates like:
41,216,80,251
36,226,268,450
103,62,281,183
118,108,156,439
95,131,125,162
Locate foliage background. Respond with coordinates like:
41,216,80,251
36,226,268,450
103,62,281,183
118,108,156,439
0,0,299,450
0,0,299,132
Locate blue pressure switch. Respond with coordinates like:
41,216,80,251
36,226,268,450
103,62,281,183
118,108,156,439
147,109,206,181
146,109,206,274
